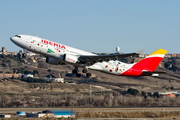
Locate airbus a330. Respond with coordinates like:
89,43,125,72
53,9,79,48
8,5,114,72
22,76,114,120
10,35,168,77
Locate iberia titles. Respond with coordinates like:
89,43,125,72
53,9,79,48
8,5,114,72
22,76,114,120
41,39,66,49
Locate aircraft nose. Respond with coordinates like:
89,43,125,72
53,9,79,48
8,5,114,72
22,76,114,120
10,36,13,40
10,35,27,48
10,36,19,45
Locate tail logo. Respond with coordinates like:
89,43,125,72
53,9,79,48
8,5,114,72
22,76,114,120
121,49,168,76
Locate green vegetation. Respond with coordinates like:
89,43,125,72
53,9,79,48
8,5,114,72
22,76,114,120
127,88,139,96
22,77,51,83
0,54,22,68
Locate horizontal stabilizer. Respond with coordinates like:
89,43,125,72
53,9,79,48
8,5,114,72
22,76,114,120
141,71,167,76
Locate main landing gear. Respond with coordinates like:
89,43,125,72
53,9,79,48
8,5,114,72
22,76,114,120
72,67,91,77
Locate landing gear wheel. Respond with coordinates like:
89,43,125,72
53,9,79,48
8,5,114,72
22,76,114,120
76,73,81,77
82,69,88,73
86,73,91,77
72,70,78,74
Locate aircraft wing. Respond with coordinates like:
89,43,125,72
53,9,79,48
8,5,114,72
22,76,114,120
79,50,144,65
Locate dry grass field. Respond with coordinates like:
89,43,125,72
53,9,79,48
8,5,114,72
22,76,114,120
17,63,180,93
0,59,180,119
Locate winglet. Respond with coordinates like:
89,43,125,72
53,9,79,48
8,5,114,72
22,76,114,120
135,50,144,54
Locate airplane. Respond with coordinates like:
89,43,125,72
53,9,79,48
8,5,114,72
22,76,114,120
10,34,168,77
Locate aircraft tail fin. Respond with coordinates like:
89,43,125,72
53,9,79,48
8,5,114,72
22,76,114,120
133,49,168,72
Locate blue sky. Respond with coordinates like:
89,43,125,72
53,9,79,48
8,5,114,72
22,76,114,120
0,0,180,54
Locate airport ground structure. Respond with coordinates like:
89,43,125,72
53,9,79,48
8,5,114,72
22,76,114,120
0,109,75,119
0,107,179,119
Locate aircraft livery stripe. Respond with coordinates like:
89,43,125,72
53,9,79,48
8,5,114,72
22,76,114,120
120,56,163,76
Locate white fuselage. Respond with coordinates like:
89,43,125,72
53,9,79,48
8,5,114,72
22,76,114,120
10,35,133,76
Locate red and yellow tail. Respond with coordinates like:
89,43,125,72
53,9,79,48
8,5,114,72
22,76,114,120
121,49,168,76
134,49,168,71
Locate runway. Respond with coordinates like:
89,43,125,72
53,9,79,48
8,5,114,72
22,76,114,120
0,106,180,113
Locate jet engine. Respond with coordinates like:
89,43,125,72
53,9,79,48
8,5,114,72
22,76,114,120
46,57,65,65
63,54,79,64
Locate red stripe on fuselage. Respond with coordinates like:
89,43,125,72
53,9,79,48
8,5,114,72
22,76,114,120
120,57,163,76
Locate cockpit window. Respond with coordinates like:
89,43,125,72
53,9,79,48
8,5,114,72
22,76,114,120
15,35,21,38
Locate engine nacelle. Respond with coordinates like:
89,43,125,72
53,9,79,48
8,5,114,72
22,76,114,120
64,54,79,64
46,57,65,65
